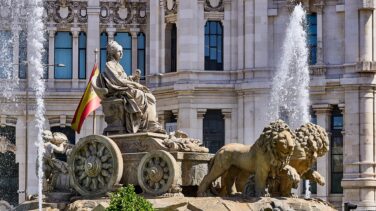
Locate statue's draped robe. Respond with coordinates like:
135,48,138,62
97,60,158,133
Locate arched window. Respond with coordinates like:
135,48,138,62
115,32,132,76
205,21,223,71
0,31,13,79
54,32,72,79
100,32,108,72
19,31,27,79
307,13,317,65
78,32,86,79
137,32,145,78
330,105,343,194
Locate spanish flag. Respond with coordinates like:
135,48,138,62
71,64,101,133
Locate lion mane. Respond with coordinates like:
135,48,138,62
255,119,296,172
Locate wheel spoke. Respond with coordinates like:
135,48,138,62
101,169,110,177
98,175,105,187
84,177,91,188
97,144,105,157
102,163,112,169
92,178,98,190
79,172,87,181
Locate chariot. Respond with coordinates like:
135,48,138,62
67,132,213,197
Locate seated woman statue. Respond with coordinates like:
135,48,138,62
93,40,165,134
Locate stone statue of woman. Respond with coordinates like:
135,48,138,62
93,40,165,134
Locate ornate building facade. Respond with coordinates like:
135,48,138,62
0,0,375,209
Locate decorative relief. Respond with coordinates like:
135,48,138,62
204,0,224,12
44,0,88,28
100,1,147,26
165,0,177,16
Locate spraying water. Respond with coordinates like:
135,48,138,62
268,4,311,197
26,0,46,209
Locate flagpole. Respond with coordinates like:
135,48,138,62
93,48,99,134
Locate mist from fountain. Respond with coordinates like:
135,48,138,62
26,0,46,210
268,4,311,198
0,0,46,210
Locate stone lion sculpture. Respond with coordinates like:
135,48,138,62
197,120,296,197
267,122,329,196
226,122,329,197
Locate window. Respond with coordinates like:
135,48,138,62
307,13,317,65
0,31,13,79
115,32,132,76
170,24,177,72
137,32,145,79
205,21,223,71
100,32,107,72
19,31,27,79
203,110,224,153
78,32,86,79
330,105,343,194
54,32,72,79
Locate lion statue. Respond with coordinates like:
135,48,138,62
197,120,296,197
267,122,329,196
225,122,329,197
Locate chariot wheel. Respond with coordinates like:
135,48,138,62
68,135,123,196
137,150,178,195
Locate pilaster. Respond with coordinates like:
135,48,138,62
106,27,116,42
312,104,332,201
86,0,101,78
222,108,232,144
244,0,254,69
71,27,80,88
223,0,232,71
130,29,139,75
47,27,56,86
197,109,207,141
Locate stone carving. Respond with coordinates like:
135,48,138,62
0,200,12,211
221,122,329,197
92,40,165,135
99,2,147,26
42,130,73,192
163,130,209,153
44,0,88,27
267,123,329,196
205,0,224,12
0,136,16,154
197,120,296,197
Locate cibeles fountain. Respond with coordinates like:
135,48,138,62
0,2,337,211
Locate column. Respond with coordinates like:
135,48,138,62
177,0,199,71
244,0,254,69
177,92,195,136
71,27,80,88
47,27,56,87
159,1,166,73
197,0,205,70
312,104,332,201
86,0,100,77
223,0,232,71
316,2,324,65
237,0,244,70
15,116,26,203
149,0,160,74
254,0,267,67
106,27,116,42
344,0,358,63
222,109,232,144
359,8,373,62
197,109,206,141
13,27,20,78
237,91,244,144
130,29,139,75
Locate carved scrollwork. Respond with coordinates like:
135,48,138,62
100,1,147,26
204,0,224,12
44,0,88,28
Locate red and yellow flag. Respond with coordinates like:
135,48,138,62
71,64,101,133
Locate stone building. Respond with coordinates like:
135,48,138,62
0,0,374,209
